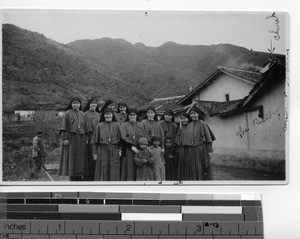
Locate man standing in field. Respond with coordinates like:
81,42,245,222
32,131,46,172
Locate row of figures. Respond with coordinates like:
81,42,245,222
59,97,215,181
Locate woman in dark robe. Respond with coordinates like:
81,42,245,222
83,98,101,181
180,105,213,180
141,106,165,151
120,108,147,181
91,108,121,181
59,97,89,181
159,109,178,147
115,102,129,125
175,112,192,181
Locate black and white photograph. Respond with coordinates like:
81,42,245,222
1,10,289,183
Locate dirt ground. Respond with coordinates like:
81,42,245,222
23,163,285,182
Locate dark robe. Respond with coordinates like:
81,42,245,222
201,120,216,180
84,110,101,180
160,120,178,146
175,124,188,181
141,119,165,149
175,120,208,181
59,109,89,178
115,113,127,125
164,147,179,181
120,121,146,181
91,121,121,181
181,120,206,180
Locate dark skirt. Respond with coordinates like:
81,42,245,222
203,143,212,180
121,147,136,181
165,156,179,181
86,133,96,180
59,133,87,177
94,144,120,181
177,145,205,181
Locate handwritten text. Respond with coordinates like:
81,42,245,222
236,126,249,138
266,12,280,40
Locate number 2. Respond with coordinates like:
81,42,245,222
126,224,131,232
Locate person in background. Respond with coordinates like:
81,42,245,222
159,109,178,147
164,137,179,181
141,107,165,152
134,137,154,181
59,97,89,181
99,98,115,116
150,136,166,181
91,108,121,181
120,108,146,181
83,97,101,181
115,102,129,125
32,131,46,172
175,112,192,181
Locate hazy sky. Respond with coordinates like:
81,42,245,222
2,10,288,54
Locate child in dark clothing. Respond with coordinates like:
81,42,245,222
164,137,179,181
134,137,154,181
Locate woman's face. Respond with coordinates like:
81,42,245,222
129,113,137,122
90,101,97,111
119,105,127,114
189,111,199,121
181,116,189,126
104,112,113,122
72,101,80,111
164,114,173,122
147,110,155,121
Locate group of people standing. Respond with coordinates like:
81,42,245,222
58,97,215,182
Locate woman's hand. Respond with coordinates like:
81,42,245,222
131,146,139,154
92,154,97,161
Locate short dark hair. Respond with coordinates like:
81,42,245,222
36,131,43,135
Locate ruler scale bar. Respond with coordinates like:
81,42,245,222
0,192,263,238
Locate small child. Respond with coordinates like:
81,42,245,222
164,137,179,181
134,137,154,181
150,136,166,181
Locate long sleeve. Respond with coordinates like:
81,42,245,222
159,125,165,150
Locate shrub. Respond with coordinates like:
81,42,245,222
2,146,37,181
31,108,61,150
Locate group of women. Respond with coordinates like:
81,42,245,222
58,97,215,181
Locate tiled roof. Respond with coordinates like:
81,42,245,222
178,66,262,105
193,99,243,116
239,58,286,108
218,66,263,84
139,95,186,113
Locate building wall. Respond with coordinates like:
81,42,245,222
14,110,35,121
193,73,255,102
205,77,285,165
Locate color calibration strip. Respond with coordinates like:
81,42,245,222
0,192,263,239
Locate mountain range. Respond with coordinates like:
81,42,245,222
2,23,277,110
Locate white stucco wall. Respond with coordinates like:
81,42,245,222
194,73,255,102
205,77,285,162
